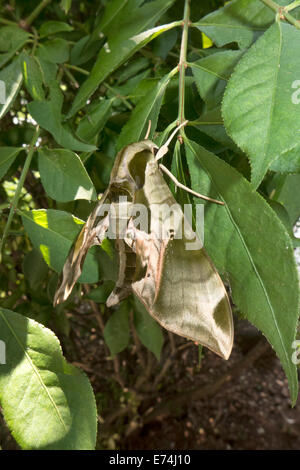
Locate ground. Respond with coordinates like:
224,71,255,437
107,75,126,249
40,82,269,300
1,314,299,451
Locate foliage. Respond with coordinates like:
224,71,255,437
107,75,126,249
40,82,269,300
0,0,299,450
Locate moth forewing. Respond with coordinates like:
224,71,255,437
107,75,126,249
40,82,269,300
129,156,233,360
53,189,111,306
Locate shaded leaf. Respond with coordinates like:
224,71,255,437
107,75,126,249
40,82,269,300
22,248,48,289
0,147,23,180
194,0,276,48
104,303,130,356
21,52,45,101
28,93,97,152
39,21,73,38
0,26,29,68
190,50,243,109
0,57,23,119
133,297,164,361
38,38,69,64
76,99,113,142
38,148,97,202
117,72,174,150
67,0,177,117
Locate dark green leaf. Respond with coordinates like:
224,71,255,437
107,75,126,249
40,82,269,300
117,72,174,150
38,148,97,202
104,303,130,356
67,0,177,117
39,21,73,38
222,22,300,187
0,147,23,180
0,57,23,119
133,298,164,360
22,248,48,289
76,99,113,142
195,0,276,48
38,38,69,64
20,52,45,101
28,95,97,152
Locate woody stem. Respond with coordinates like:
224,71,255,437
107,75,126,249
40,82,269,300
178,0,190,132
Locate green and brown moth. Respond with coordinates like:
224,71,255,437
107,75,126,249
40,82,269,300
54,125,233,359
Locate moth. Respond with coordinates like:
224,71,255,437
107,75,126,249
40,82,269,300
54,125,233,360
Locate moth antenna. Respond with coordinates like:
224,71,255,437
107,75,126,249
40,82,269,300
155,120,188,161
159,163,224,205
144,120,152,140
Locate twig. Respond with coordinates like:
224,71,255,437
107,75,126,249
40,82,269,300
24,0,52,28
0,127,40,260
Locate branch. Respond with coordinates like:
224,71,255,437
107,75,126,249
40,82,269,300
178,0,191,130
0,127,40,260
260,0,300,29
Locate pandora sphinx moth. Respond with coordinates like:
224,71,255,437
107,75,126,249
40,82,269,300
54,132,233,360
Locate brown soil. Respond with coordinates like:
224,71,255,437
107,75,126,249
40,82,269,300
1,314,299,450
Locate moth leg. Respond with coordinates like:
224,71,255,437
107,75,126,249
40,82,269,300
159,163,224,205
106,239,134,308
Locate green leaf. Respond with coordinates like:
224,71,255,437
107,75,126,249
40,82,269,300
0,57,23,119
60,0,72,14
270,149,300,173
117,72,174,150
28,96,97,152
0,147,23,180
22,248,48,289
0,308,97,449
21,209,100,283
38,148,97,202
96,0,144,37
222,22,300,187
76,98,113,142
190,50,243,109
0,26,29,53
39,21,73,38
133,297,164,360
194,0,276,48
0,26,29,68
104,303,130,356
67,0,177,118
21,52,45,101
37,38,69,64
185,139,299,405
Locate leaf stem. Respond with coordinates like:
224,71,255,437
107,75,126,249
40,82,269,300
178,0,191,131
64,63,133,110
24,0,52,27
0,18,18,26
260,0,300,29
0,127,40,259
